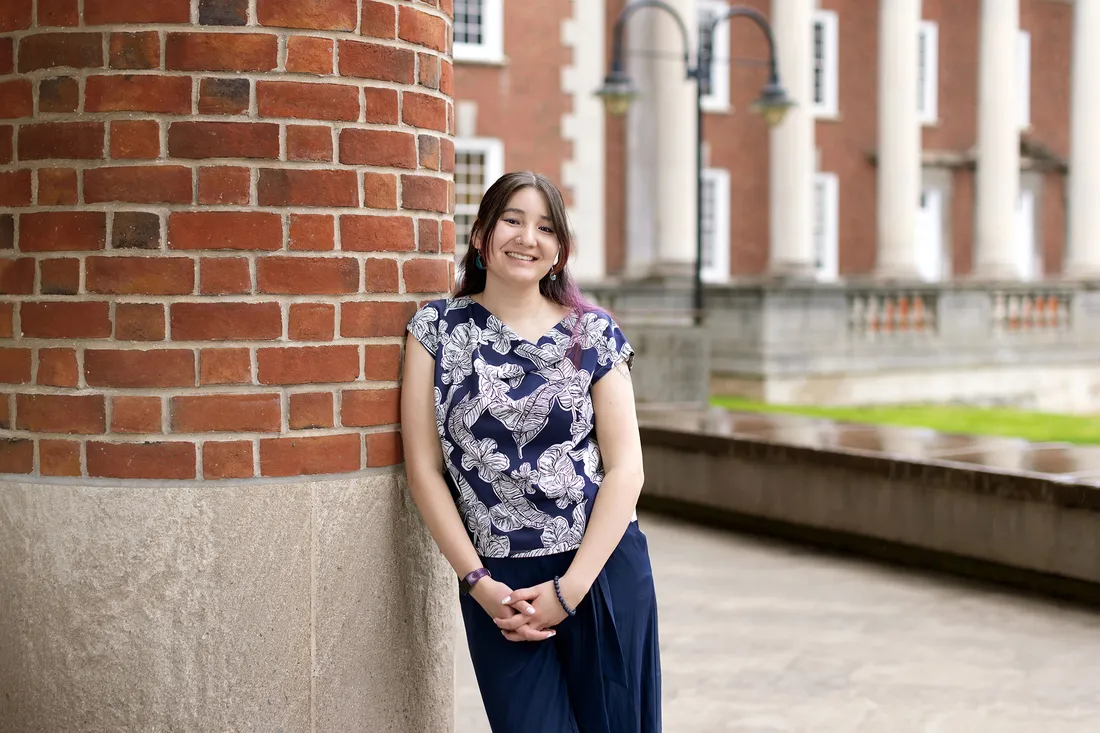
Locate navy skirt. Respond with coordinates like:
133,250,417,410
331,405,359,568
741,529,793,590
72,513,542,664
460,521,662,733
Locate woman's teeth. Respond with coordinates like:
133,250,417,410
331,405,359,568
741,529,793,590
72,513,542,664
506,252,535,262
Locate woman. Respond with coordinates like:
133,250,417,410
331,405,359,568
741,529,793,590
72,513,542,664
401,171,661,732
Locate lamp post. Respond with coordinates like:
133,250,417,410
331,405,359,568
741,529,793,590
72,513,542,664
596,0,793,326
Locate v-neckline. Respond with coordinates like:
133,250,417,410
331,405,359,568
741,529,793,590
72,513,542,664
467,298,572,346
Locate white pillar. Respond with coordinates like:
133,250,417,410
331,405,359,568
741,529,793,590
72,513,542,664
974,0,1020,279
876,0,923,279
1067,0,1100,278
768,0,816,278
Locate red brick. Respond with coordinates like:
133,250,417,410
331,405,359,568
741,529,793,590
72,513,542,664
0,39,12,75
37,347,79,386
418,53,440,90
0,216,10,250
418,219,441,253
364,173,397,209
258,0,357,31
85,166,192,204
440,59,454,97
86,256,194,295
166,32,278,72
0,258,34,295
289,303,335,341
287,125,333,162
17,394,104,433
39,257,79,294
203,440,255,480
0,170,32,207
115,303,166,341
84,349,195,388
259,433,360,477
341,388,399,427
110,32,160,69
111,212,161,250
365,431,402,467
440,138,455,173
200,257,251,295
0,398,9,428
257,81,359,121
361,1,395,37
38,168,78,205
200,348,251,385
418,135,441,171
169,212,282,251
169,121,280,160
401,92,447,133
340,129,416,168
85,0,191,24
403,258,449,293
19,122,102,161
22,212,106,252
398,5,447,52
0,0,32,32
364,258,399,293
363,344,402,381
198,166,251,205
172,394,281,433
339,40,414,84
111,396,162,433
290,214,333,251
286,36,333,75
258,168,358,208
109,120,160,159
18,33,103,72
364,87,399,124
40,439,80,477
257,257,358,295
199,0,249,26
0,440,34,474
87,441,196,480
172,302,282,341
341,301,417,338
402,174,450,213
0,126,11,163
341,215,415,252
22,302,111,338
289,391,334,429
0,303,12,338
38,76,80,112
85,75,192,114
0,80,33,119
257,345,359,385
198,77,250,115
0,348,31,384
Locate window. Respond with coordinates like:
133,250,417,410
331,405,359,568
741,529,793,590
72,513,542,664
1018,30,1031,130
701,168,731,283
698,0,731,112
916,188,945,281
812,11,839,118
1015,187,1038,280
453,0,504,64
453,138,504,266
918,21,939,125
813,173,839,280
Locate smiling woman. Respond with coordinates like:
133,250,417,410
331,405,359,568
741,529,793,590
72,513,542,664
401,172,663,732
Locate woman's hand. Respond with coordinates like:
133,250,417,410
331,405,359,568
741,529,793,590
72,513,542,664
469,577,553,641
492,577,586,642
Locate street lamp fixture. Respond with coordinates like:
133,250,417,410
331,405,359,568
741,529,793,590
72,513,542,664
596,0,794,325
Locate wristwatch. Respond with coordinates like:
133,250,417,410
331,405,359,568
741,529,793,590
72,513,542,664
459,567,491,595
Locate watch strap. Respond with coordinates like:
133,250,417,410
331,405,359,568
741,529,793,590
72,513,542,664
459,567,491,595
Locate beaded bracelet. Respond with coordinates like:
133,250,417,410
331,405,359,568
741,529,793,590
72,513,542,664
553,576,576,617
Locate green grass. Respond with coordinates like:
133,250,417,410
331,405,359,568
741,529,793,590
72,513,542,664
710,396,1100,446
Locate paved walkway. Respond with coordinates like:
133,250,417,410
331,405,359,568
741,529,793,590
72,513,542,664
456,513,1100,732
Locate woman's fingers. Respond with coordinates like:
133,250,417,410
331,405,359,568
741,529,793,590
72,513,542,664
500,587,539,618
494,613,532,632
500,624,556,643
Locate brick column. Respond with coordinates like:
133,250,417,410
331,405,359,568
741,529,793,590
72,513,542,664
0,1,455,730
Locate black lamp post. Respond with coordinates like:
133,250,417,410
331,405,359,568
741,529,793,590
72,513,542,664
596,1,794,326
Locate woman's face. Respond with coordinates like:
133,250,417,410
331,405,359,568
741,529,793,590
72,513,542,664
479,187,560,286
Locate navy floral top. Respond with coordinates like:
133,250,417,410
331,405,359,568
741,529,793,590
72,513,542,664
406,297,635,558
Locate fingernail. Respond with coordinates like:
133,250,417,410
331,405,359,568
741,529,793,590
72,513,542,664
547,631,556,638
501,596,511,604
526,607,535,615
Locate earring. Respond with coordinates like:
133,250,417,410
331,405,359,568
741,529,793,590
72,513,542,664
475,251,485,270
548,267,557,282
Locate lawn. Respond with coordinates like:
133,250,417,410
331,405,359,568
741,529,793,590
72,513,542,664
710,396,1100,446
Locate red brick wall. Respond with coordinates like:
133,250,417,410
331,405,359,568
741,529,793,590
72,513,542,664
0,0,454,480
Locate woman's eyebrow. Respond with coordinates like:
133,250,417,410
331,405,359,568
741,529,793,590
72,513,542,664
502,207,552,221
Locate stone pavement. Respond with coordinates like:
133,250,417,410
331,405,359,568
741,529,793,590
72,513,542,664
455,513,1100,732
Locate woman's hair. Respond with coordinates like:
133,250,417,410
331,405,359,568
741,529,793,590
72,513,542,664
454,171,592,319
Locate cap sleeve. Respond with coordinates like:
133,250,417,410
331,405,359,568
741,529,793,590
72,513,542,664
592,314,635,384
407,301,442,357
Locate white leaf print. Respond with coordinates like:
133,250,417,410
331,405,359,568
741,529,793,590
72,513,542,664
484,316,513,354
460,437,510,481
537,442,586,509
408,306,440,354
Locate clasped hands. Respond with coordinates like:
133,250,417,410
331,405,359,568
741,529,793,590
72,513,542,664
471,576,584,642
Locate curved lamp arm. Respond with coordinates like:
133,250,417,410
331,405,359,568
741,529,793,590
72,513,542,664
608,0,694,76
706,6,782,84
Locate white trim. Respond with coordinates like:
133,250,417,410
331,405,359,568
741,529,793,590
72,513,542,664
916,187,945,282
453,0,504,64
1018,29,1031,130
812,10,839,118
813,172,839,281
699,0,731,112
453,137,504,266
918,21,939,125
701,168,731,283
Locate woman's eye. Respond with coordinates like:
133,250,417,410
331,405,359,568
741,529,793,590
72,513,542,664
539,226,555,234
504,218,520,225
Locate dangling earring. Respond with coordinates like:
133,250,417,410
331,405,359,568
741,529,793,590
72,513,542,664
549,270,558,282
475,251,485,270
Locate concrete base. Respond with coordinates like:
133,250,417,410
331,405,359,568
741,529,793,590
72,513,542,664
0,473,454,733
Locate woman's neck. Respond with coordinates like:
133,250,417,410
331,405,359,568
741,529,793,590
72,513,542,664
475,277,551,322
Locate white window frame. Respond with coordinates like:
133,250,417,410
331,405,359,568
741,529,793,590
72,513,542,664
453,137,504,266
700,168,731,283
812,10,839,118
1018,29,1031,131
698,0,731,112
813,172,839,281
453,0,504,64
918,21,939,126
